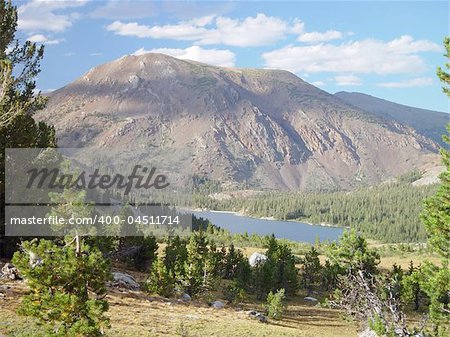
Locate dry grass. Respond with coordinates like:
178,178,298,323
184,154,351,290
1,245,440,337
0,277,358,337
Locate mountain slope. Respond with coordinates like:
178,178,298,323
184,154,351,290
36,53,439,191
335,91,448,147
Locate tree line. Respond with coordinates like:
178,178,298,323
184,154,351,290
190,178,437,243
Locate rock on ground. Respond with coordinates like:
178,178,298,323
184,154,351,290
111,272,140,290
211,300,224,309
248,252,268,267
1,263,20,280
304,296,318,302
181,293,192,302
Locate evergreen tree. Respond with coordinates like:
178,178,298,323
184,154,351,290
416,36,450,336
181,231,209,296
321,259,341,291
146,257,175,298
402,261,423,311
164,235,188,280
327,229,380,278
0,0,56,257
12,238,111,336
300,246,322,295
436,36,450,96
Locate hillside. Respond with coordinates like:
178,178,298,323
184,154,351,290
335,91,448,147
36,53,439,191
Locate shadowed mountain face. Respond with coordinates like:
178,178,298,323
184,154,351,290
36,53,439,191
335,91,449,148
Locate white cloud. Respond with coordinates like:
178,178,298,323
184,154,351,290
132,46,236,67
18,0,88,32
107,20,208,40
107,14,303,47
27,34,63,45
298,30,343,43
378,77,434,88
262,36,441,75
334,75,362,86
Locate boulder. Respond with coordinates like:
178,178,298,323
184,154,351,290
181,293,192,302
248,252,268,267
211,300,224,309
111,272,140,290
1,263,20,280
304,296,318,302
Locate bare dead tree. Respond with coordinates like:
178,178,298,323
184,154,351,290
330,270,415,336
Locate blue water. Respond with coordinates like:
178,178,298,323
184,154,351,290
191,210,344,243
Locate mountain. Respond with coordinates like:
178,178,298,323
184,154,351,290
36,53,439,191
335,91,448,147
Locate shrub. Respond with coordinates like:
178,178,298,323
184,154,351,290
266,288,285,320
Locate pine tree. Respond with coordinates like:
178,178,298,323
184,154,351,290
416,36,450,336
181,231,208,296
12,238,111,336
0,0,56,257
300,246,322,296
437,37,450,96
164,235,187,279
327,229,380,278
146,257,174,298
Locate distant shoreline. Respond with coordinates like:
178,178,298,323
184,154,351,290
180,207,348,229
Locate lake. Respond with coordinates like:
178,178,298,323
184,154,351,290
191,210,344,243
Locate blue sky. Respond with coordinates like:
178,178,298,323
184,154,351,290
14,0,449,112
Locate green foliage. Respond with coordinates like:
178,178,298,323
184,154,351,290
11,238,111,336
146,257,175,297
321,259,341,291
220,243,252,287
383,264,404,302
252,235,298,299
164,235,188,278
47,163,95,236
413,43,450,335
420,124,450,259
265,288,285,320
327,229,380,277
436,36,450,96
369,314,389,337
266,235,299,296
401,261,423,311
300,246,322,295
181,231,210,296
223,280,246,304
0,0,56,258
418,261,450,334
